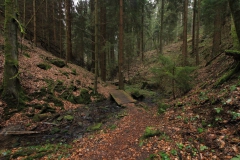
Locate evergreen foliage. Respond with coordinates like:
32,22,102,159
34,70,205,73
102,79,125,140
151,55,195,98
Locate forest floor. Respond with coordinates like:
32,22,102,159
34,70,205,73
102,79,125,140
0,36,240,160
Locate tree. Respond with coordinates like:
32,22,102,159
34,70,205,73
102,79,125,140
100,0,106,81
33,0,37,46
2,0,22,105
65,0,73,64
195,0,200,65
182,0,188,66
94,0,98,93
228,0,240,43
192,0,197,54
159,0,164,54
119,0,124,90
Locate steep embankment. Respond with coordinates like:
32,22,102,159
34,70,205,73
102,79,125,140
0,34,239,159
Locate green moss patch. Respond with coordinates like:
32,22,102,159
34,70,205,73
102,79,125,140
37,63,51,70
87,123,102,131
49,59,65,68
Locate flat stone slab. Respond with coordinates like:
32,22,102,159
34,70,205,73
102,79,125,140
110,89,136,105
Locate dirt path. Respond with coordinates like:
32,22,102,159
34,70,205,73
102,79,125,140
67,103,166,160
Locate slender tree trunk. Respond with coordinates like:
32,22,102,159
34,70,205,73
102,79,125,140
182,0,188,66
65,0,72,63
46,0,50,50
159,0,164,54
195,0,200,65
192,0,197,54
33,0,37,46
3,0,22,104
119,0,124,90
23,0,26,39
211,5,222,59
100,1,106,81
90,0,95,72
53,0,57,45
59,0,63,58
94,0,98,93
228,0,240,43
141,2,144,61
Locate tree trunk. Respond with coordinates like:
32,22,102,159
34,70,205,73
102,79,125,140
100,1,106,81
182,0,188,66
46,0,50,50
65,0,72,63
119,0,124,90
228,0,240,43
94,0,98,93
53,0,57,45
141,2,144,61
59,0,63,58
33,0,37,46
192,0,197,54
211,5,222,59
2,0,22,105
90,0,95,72
159,0,164,54
195,0,200,65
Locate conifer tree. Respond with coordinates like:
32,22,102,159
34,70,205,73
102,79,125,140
2,0,22,105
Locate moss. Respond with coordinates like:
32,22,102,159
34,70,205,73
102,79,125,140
40,104,56,114
87,123,102,131
231,18,240,50
44,95,64,107
49,59,65,68
142,127,161,139
74,89,91,104
23,52,30,58
37,63,51,70
64,115,74,121
214,62,240,87
51,127,61,134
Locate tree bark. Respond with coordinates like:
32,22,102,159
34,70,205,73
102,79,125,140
119,0,124,90
141,2,144,61
90,0,95,72
33,0,37,46
211,4,222,59
100,0,106,81
192,0,197,54
94,0,98,93
195,0,200,65
182,0,188,66
2,0,22,104
65,0,73,63
228,0,240,43
159,0,164,54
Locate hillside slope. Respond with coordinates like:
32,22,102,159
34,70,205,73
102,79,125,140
0,35,239,159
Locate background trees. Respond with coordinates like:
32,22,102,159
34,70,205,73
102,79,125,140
1,0,239,92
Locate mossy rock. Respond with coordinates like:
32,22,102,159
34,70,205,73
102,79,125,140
44,95,64,107
74,89,91,104
87,123,102,131
64,115,74,121
33,114,49,122
49,59,65,68
37,63,51,70
142,127,161,139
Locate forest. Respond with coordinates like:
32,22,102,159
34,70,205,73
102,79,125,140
0,0,240,159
